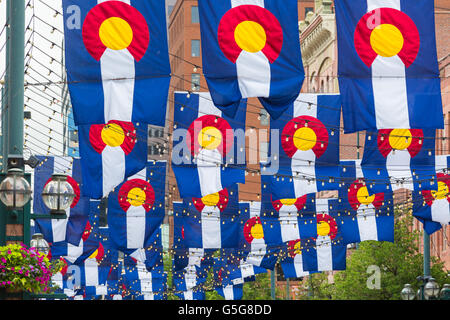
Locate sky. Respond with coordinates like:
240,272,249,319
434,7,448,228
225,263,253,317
1,0,66,169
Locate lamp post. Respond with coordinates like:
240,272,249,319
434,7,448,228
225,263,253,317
400,284,415,301
30,233,50,256
0,168,32,211
41,174,76,219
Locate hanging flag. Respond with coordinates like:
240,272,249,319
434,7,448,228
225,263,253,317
361,129,437,194
339,160,395,243
267,94,341,200
78,120,148,199
33,156,90,246
290,205,347,272
175,290,206,301
413,171,450,235
62,0,170,126
216,284,244,300
122,255,166,300
173,185,240,249
239,201,277,270
260,173,317,246
172,92,246,199
335,0,443,133
122,227,165,273
107,161,165,251
279,238,310,278
276,198,340,277
198,0,304,119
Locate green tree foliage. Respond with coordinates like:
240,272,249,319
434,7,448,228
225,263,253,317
299,216,449,300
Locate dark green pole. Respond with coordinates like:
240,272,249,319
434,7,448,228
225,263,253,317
421,230,431,300
7,0,25,157
270,269,276,300
2,0,11,173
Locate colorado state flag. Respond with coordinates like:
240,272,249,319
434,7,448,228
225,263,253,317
78,120,148,199
107,162,166,251
172,92,246,199
173,184,240,249
33,156,90,246
62,0,170,126
267,94,341,200
198,0,305,119
339,160,395,244
413,156,450,235
361,129,437,194
336,0,443,133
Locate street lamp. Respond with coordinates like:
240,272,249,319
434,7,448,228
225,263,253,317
423,277,440,300
41,174,76,216
0,168,32,210
440,284,450,300
30,233,49,256
400,284,415,300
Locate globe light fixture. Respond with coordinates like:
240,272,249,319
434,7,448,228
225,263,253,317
0,168,32,210
400,284,415,300
41,174,76,215
30,233,50,256
423,278,440,300
439,284,450,300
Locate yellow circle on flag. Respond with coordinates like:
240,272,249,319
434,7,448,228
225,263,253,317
128,187,146,207
431,181,449,200
250,223,264,239
198,126,222,150
293,241,302,256
202,192,220,206
101,123,125,147
389,129,412,150
317,221,331,237
370,24,404,57
99,17,134,51
234,21,267,53
356,186,375,205
88,249,99,259
293,127,317,151
280,198,297,206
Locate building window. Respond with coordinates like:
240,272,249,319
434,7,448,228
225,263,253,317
168,5,174,16
191,74,200,91
191,39,200,57
99,198,108,228
305,7,314,16
260,109,270,126
191,6,199,23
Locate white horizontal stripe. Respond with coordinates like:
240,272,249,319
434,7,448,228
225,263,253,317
293,94,318,118
292,149,318,197
101,48,135,122
386,150,413,191
231,0,264,8
102,146,125,197
197,149,223,197
316,235,333,271
372,55,410,129
201,207,221,248
357,204,379,241
294,254,309,277
84,258,99,286
198,92,221,117
236,50,271,99
431,199,450,226
367,0,400,12
126,205,146,249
